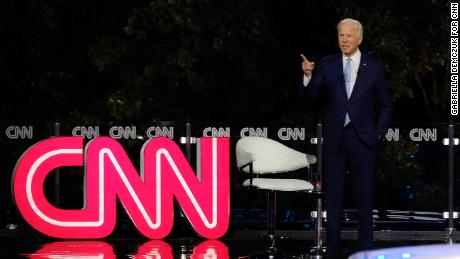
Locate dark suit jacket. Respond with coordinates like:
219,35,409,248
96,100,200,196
300,53,393,152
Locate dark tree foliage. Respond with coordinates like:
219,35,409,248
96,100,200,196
97,0,282,123
0,0,451,124
342,0,450,122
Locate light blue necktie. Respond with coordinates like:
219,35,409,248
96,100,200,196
344,58,352,126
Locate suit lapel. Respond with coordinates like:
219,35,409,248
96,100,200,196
349,53,367,101
336,55,348,100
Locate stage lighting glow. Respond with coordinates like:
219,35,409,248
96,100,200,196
402,252,411,258
349,244,460,259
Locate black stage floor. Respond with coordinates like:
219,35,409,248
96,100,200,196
1,229,459,258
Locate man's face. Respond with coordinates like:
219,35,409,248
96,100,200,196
338,22,363,57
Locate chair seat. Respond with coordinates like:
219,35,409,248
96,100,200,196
243,178,314,192
236,137,316,174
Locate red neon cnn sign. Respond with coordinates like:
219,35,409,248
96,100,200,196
12,137,230,239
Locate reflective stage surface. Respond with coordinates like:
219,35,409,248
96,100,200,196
1,234,459,258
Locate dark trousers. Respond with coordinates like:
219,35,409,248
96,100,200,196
325,125,377,254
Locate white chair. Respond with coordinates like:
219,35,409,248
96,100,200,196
235,136,317,255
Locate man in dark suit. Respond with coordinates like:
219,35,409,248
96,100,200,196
300,18,393,255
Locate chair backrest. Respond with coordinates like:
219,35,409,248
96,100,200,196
235,136,313,174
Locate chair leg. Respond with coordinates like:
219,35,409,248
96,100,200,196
311,192,326,255
267,190,277,250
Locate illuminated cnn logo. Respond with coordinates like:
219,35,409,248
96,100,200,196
12,137,229,239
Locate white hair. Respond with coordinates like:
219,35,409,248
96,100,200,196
337,18,363,36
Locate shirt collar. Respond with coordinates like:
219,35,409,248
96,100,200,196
342,49,361,64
